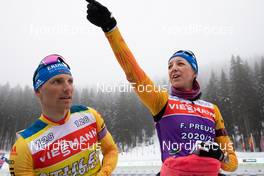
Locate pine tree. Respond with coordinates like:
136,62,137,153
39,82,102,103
254,58,264,150
218,70,234,134
229,56,261,150
259,58,264,124
0,83,11,149
204,71,219,104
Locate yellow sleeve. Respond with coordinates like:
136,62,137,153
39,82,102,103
214,105,238,172
9,137,35,176
89,108,118,176
105,27,168,116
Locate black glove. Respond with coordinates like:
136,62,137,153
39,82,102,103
86,0,117,32
191,141,226,161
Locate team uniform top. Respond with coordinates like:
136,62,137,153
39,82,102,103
105,27,238,172
9,105,117,176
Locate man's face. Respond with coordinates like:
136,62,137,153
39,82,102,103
36,74,74,111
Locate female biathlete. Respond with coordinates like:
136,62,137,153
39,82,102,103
86,0,238,175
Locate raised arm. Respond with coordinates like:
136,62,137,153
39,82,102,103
86,0,168,116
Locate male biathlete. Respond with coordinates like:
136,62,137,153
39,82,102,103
9,54,118,176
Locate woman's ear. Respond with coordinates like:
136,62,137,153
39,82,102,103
35,89,41,97
193,74,197,83
193,73,197,80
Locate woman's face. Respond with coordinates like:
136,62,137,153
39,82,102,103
168,57,197,90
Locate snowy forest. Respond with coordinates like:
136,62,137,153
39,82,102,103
0,56,264,152
204,56,264,152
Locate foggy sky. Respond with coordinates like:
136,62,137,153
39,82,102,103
0,0,263,89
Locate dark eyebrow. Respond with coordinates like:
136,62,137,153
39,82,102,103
175,59,185,62
52,77,63,82
50,76,65,82
169,58,185,65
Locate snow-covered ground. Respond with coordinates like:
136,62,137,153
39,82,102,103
114,149,264,175
113,138,264,175
1,137,264,176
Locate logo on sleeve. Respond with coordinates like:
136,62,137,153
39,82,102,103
10,146,17,156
